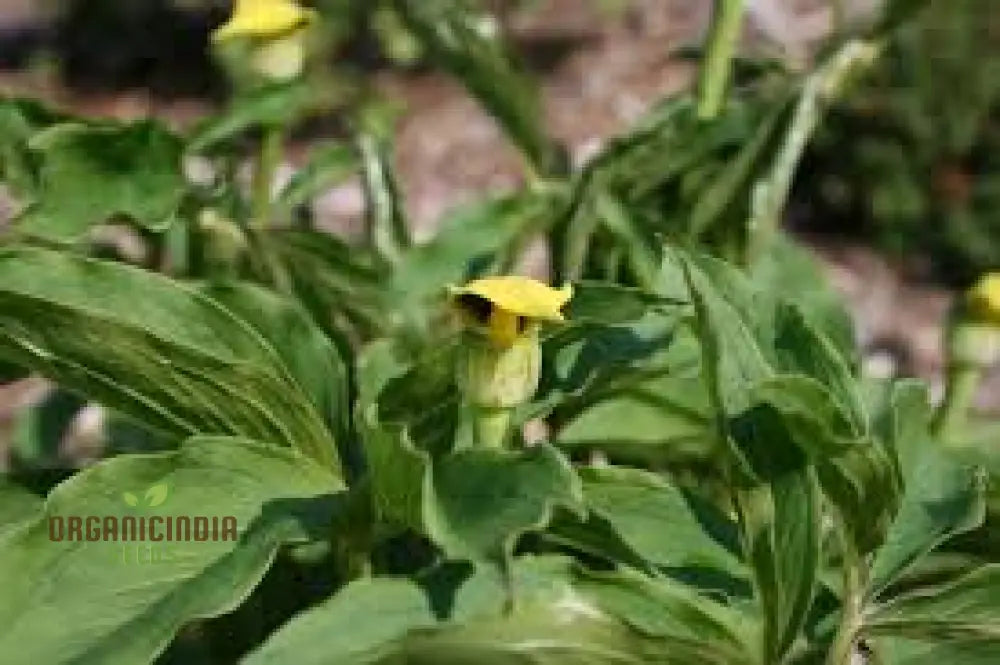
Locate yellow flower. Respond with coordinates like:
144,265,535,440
212,0,316,44
449,276,573,348
967,273,1000,326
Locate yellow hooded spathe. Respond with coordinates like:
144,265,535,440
212,0,316,43
450,276,572,349
450,276,573,322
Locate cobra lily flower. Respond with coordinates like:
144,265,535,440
212,0,316,43
450,277,572,447
212,0,317,81
967,273,1000,326
449,276,573,349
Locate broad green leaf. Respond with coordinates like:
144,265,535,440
200,282,351,450
392,0,560,174
0,435,344,665
867,384,987,598
426,445,583,563
359,405,429,533
869,637,999,665
549,465,743,577
748,233,856,362
0,479,41,534
186,81,312,153
563,281,686,325
246,556,754,664
676,249,829,661
362,407,583,564
244,575,438,665
732,413,822,663
0,97,67,196
14,121,186,241
0,246,340,471
866,564,1000,642
552,326,715,467
277,141,358,210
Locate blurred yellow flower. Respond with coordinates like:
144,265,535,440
212,0,316,43
967,273,1000,325
450,276,572,348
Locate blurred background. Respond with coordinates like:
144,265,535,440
0,0,998,463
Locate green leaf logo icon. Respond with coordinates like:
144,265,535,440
122,484,169,508
145,483,169,507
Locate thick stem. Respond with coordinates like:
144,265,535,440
251,125,284,229
932,363,983,442
472,407,513,450
697,0,746,121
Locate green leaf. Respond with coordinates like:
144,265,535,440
867,384,986,598
748,233,856,363
277,141,358,210
0,246,340,471
549,465,744,577
246,556,754,664
15,121,186,241
187,81,312,153
200,282,351,450
866,564,1000,642
0,435,344,665
869,637,999,665
0,479,42,534
676,248,830,661
266,228,388,341
244,575,439,665
0,97,67,196
362,406,583,563
358,132,410,266
551,325,716,467
732,415,822,663
426,445,584,563
563,281,686,325
392,0,561,174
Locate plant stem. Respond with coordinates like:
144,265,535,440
697,0,746,121
252,125,284,229
827,536,863,665
472,407,512,450
932,363,983,442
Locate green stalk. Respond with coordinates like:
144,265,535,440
472,407,513,450
697,0,746,121
932,363,983,442
827,532,864,665
251,125,284,229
